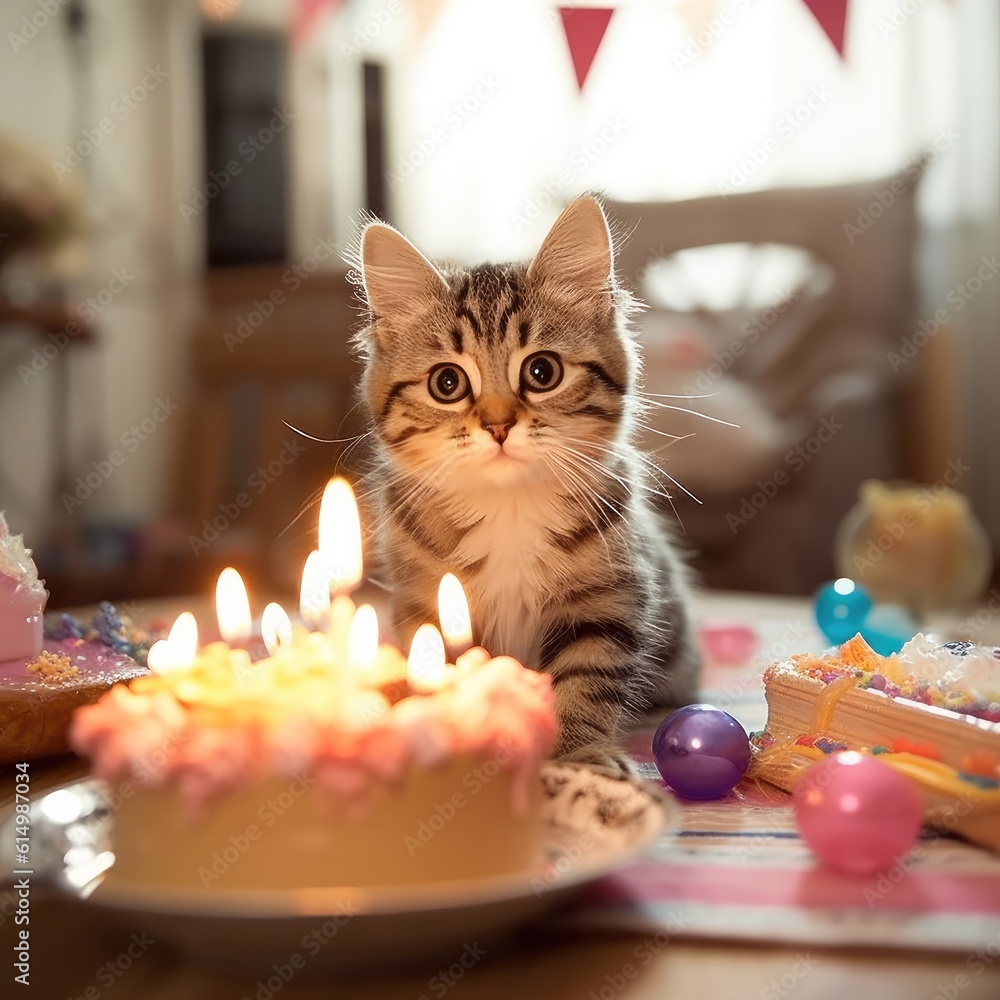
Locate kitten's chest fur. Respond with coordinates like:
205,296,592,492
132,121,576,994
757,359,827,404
456,486,558,664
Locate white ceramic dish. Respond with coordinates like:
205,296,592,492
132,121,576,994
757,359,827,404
1,764,677,971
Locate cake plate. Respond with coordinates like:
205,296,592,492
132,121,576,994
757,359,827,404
1,763,677,972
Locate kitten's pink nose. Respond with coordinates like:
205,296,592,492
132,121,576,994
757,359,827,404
483,420,514,445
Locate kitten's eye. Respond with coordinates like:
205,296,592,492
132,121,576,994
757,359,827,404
520,352,563,393
428,363,471,403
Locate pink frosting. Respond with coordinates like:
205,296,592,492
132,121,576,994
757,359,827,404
0,574,44,661
70,654,557,818
0,636,146,685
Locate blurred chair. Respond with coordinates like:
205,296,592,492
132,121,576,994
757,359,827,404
606,164,924,594
178,265,365,592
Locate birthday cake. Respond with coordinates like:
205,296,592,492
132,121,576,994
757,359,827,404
0,512,148,764
70,636,557,891
750,634,1000,852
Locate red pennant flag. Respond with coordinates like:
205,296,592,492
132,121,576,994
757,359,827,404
800,0,850,58
293,0,345,45
558,7,615,92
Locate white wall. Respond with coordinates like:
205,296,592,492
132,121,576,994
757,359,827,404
3,0,996,564
0,0,195,540
0,0,343,545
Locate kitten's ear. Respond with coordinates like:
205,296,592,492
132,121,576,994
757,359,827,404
360,223,449,316
527,197,614,297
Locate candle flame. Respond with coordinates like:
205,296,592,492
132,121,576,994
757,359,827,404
438,573,472,655
318,477,362,593
169,611,199,656
407,623,448,692
147,611,198,674
299,549,332,628
347,604,379,672
146,641,172,673
216,567,252,643
261,602,292,656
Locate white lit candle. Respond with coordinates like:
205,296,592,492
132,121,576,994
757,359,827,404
261,602,293,656
347,604,379,681
147,611,198,674
299,549,332,630
407,623,450,693
318,477,364,655
215,567,252,644
438,573,473,659
319,477,363,595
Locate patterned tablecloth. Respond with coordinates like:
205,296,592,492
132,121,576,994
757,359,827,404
4,591,1000,999
563,593,1000,954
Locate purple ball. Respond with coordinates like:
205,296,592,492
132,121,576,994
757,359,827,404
652,704,751,800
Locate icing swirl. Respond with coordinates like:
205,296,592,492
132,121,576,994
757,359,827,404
70,638,557,816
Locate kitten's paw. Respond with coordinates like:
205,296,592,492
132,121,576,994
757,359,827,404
554,744,639,780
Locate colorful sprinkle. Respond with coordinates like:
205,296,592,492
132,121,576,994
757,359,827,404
942,640,975,656
892,738,941,760
43,604,155,664
93,601,127,645
960,751,1000,778
45,612,86,641
778,635,999,724
958,773,1000,790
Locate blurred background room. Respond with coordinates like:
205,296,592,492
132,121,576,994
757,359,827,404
0,0,996,614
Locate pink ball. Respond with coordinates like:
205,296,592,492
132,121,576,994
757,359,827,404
792,752,924,875
698,622,758,665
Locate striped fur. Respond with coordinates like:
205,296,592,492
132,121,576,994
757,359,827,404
352,198,697,775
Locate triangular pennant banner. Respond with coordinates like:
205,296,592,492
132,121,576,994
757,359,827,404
800,0,850,58
558,7,615,92
293,0,345,45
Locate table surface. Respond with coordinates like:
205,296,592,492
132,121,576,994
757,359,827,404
3,591,999,1000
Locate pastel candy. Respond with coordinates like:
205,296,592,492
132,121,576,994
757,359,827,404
699,623,758,665
814,579,873,646
793,752,923,876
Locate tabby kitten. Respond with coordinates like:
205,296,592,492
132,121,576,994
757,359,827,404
353,197,697,775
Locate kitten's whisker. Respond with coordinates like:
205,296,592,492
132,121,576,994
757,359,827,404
638,399,740,429
545,452,630,544
553,444,632,494
276,484,328,540
640,391,720,400
547,449,625,512
659,470,702,505
365,450,466,533
552,434,679,506
335,429,376,474
631,446,681,481
333,398,368,438
637,424,698,442
661,486,686,533
647,439,695,457
542,455,617,561
548,433,628,472
281,419,368,446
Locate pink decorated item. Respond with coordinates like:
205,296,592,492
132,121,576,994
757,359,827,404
0,511,46,662
699,622,758,665
792,751,923,875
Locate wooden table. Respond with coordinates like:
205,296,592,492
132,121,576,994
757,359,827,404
3,592,999,1000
